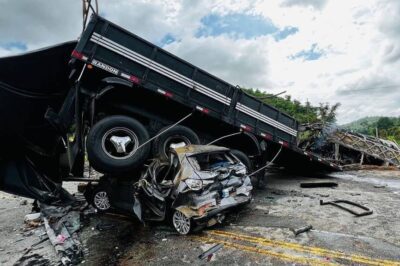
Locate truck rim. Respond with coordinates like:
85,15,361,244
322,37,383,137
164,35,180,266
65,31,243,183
173,210,191,235
163,135,191,157
101,127,139,160
93,191,111,210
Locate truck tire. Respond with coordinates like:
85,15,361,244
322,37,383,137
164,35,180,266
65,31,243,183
152,125,200,160
231,149,253,172
87,115,150,174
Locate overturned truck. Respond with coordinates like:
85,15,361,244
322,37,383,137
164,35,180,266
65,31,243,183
0,14,340,200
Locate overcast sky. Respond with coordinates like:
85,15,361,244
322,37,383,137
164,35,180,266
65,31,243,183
1,0,399,124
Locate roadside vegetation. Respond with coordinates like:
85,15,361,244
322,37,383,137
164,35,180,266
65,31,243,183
244,88,340,124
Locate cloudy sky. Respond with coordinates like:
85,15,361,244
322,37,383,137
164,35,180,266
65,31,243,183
1,0,399,124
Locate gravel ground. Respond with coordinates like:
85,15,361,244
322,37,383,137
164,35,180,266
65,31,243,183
1,169,399,265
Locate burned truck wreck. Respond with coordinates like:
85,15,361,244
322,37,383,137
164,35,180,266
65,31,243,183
85,145,253,234
300,123,400,168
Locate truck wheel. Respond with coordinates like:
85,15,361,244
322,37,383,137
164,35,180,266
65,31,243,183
87,115,150,174
231,149,253,172
152,125,200,160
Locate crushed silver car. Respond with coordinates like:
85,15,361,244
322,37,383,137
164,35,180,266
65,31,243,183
85,145,253,235
138,144,253,234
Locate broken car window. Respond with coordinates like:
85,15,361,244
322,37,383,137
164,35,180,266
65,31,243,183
190,152,238,171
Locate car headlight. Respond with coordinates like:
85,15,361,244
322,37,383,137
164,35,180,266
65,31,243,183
185,179,203,191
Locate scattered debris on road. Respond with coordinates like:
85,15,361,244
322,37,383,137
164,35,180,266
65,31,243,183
24,213,41,222
42,203,85,265
300,182,338,188
292,225,313,236
198,243,224,261
320,199,373,217
96,222,116,231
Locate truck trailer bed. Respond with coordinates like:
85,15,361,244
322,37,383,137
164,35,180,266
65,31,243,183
73,15,298,147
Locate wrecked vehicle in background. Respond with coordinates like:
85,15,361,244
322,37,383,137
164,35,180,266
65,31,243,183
84,145,253,234
299,123,400,169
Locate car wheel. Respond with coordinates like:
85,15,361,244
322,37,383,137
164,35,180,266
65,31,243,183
172,209,192,235
92,189,111,212
87,115,150,174
152,125,200,160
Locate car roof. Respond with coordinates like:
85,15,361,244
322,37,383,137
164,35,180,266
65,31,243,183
172,145,229,157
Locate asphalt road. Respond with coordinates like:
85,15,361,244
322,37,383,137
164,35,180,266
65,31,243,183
1,169,400,265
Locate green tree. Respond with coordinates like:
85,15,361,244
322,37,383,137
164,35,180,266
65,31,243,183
317,102,341,124
377,117,395,130
243,88,338,125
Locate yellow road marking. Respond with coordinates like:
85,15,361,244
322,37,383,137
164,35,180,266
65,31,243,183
206,230,400,266
193,235,336,266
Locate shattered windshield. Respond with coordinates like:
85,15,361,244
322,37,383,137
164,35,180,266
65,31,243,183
189,151,238,171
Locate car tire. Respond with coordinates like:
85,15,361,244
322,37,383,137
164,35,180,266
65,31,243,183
172,209,192,235
152,125,200,161
87,115,150,174
231,149,253,172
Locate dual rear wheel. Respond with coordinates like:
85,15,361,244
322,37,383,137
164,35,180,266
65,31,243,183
86,115,200,174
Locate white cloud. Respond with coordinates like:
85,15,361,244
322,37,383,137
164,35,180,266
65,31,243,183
164,35,273,89
0,0,399,123
281,0,329,9
0,0,81,49
251,0,400,123
0,47,23,57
